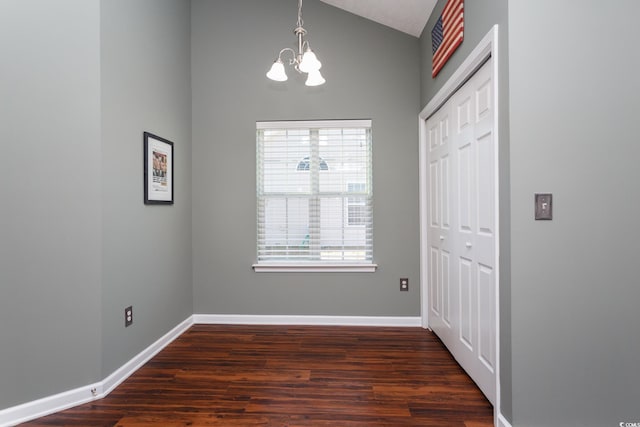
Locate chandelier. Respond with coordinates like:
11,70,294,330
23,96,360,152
266,0,326,86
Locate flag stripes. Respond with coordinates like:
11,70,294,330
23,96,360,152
431,0,464,77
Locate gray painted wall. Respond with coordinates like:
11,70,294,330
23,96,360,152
0,0,102,409
192,0,421,316
100,0,193,377
0,0,192,410
509,1,640,426
419,0,512,421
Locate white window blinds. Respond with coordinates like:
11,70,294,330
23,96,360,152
256,120,373,268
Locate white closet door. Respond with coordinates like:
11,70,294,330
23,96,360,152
427,58,496,404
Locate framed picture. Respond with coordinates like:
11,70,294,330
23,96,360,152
144,132,174,205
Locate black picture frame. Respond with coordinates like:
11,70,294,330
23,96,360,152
143,132,174,205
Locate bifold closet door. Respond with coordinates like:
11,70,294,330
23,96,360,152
427,58,496,404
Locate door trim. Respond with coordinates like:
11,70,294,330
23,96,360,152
419,25,501,424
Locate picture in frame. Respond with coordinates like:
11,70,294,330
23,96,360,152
144,132,174,205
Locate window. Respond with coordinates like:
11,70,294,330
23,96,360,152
255,120,375,272
347,182,366,226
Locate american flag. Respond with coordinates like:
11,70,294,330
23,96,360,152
431,0,464,77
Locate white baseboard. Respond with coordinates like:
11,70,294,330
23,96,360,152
193,314,422,327
0,382,101,427
101,316,194,396
0,316,194,427
497,413,513,427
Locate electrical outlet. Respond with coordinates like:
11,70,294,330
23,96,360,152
125,306,133,327
400,278,409,291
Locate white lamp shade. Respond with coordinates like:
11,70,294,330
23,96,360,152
305,69,326,86
298,49,322,73
266,60,288,81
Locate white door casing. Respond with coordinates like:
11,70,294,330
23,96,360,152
419,26,500,417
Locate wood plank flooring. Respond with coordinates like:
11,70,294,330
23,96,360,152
20,325,493,426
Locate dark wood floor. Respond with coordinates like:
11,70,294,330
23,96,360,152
21,325,493,426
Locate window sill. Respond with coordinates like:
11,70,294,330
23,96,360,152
252,263,378,273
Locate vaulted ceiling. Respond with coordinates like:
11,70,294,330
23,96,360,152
319,0,437,37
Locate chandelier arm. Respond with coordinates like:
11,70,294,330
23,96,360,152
278,48,297,65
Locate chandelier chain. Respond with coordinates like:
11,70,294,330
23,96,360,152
297,0,304,28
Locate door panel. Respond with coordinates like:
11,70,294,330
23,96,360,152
442,250,451,326
441,155,450,229
427,106,456,348
457,142,473,233
430,246,440,315
477,133,494,236
459,256,473,350
478,262,495,371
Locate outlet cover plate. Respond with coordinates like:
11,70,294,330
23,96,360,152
400,278,409,291
125,306,133,327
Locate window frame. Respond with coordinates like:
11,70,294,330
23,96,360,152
253,120,377,273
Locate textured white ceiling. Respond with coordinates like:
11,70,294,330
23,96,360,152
319,0,437,37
